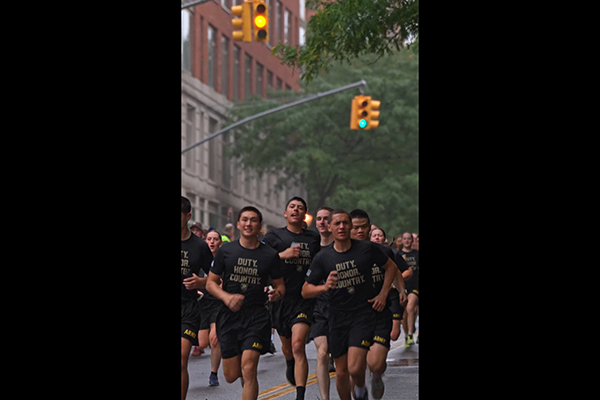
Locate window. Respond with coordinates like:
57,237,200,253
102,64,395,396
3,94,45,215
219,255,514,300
233,45,240,100
208,25,217,89
222,132,231,189
267,70,273,89
208,201,219,230
256,62,264,97
284,9,291,44
181,10,192,72
276,77,282,91
221,35,229,97
208,117,219,181
187,193,197,222
299,26,305,46
275,1,282,44
244,54,252,99
185,105,195,170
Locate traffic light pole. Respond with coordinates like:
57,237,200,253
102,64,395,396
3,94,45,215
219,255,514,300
181,80,367,154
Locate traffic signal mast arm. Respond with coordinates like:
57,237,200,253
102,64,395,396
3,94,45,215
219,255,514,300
181,80,368,154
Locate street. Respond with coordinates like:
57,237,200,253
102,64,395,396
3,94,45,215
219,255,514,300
186,319,418,400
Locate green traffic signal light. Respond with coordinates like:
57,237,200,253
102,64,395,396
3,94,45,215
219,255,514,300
359,119,367,128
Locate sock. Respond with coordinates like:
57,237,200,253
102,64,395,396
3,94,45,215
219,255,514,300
354,385,367,398
296,386,305,400
210,371,217,376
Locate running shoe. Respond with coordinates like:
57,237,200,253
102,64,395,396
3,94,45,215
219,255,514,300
406,334,415,345
371,373,384,399
269,341,277,354
209,373,219,386
404,339,411,349
355,390,369,400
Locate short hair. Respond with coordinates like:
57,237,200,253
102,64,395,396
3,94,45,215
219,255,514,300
181,196,192,214
316,206,333,214
285,196,308,211
330,208,351,222
349,208,371,225
237,206,263,223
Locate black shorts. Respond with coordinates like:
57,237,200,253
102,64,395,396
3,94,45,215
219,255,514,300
372,306,393,348
308,298,329,342
328,307,376,359
389,292,404,321
406,280,419,297
216,305,272,359
270,296,315,339
199,297,221,330
181,300,202,346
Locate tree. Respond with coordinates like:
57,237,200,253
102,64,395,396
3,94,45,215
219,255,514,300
273,0,419,83
226,50,418,234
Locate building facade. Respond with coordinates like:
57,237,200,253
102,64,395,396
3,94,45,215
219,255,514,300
181,0,309,233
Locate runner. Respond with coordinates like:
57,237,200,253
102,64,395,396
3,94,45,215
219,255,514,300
308,206,334,400
195,229,225,386
302,209,398,400
206,206,285,400
400,232,419,347
370,227,412,342
181,196,214,400
263,197,321,400
350,209,407,400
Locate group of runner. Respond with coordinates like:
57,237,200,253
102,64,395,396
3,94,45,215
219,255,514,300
181,195,419,400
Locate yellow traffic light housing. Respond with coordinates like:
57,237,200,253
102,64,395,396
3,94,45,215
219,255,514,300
253,0,269,43
232,1,252,42
365,99,381,130
350,95,370,130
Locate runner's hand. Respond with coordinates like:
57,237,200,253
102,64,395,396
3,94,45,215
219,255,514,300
368,292,387,312
267,287,282,302
183,273,202,290
225,293,245,312
325,271,338,290
280,246,301,259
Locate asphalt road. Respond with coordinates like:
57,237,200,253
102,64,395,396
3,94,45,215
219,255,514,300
186,318,419,400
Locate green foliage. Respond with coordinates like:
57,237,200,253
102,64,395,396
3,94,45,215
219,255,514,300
226,50,418,234
273,0,419,83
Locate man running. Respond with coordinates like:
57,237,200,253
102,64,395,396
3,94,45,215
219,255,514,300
206,206,286,400
350,209,408,400
302,209,397,400
263,197,321,400
181,196,214,400
308,206,334,400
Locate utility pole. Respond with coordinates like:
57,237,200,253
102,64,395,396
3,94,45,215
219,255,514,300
181,80,367,154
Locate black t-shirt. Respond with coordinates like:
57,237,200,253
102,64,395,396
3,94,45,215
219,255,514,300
263,227,321,299
181,233,213,303
400,249,419,287
306,239,388,312
211,240,283,310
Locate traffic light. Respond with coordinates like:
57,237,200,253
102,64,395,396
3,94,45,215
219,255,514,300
253,0,269,43
350,95,370,130
365,98,381,130
232,1,252,42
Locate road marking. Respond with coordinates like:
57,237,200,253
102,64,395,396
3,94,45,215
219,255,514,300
235,372,336,400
